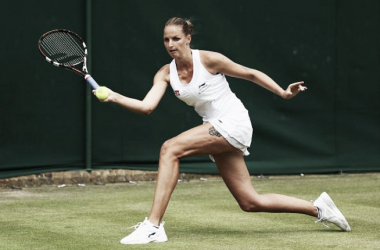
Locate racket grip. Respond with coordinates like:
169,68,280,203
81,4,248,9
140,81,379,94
85,74,100,89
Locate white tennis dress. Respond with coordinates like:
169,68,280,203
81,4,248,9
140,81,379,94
169,49,253,156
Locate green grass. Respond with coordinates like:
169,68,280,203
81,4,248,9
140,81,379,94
1,173,379,250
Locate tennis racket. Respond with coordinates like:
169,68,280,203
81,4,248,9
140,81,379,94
38,29,99,89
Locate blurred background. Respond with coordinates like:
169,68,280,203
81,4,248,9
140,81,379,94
1,0,379,178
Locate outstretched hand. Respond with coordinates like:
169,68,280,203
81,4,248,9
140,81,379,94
282,81,307,99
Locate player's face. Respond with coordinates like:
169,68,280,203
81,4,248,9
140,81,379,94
163,25,191,58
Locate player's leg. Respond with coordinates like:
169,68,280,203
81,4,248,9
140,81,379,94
148,123,235,225
213,151,351,231
120,123,235,244
213,150,318,216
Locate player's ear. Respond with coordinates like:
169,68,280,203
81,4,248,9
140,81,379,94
186,35,191,46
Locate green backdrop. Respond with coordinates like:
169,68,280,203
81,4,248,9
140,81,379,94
1,0,379,178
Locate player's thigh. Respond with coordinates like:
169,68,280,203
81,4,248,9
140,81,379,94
162,122,235,158
213,151,259,201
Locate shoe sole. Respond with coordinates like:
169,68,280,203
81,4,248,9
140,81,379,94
120,233,168,244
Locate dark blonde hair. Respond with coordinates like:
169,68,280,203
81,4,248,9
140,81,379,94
165,17,194,36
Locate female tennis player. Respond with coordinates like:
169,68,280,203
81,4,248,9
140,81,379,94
94,17,351,244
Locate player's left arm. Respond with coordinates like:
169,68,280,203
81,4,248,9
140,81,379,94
200,51,307,99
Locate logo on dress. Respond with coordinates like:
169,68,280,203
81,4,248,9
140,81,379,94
199,83,206,88
198,82,210,94
174,90,180,96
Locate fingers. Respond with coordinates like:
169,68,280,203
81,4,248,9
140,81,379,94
283,81,307,99
298,85,307,91
290,81,307,92
290,81,304,87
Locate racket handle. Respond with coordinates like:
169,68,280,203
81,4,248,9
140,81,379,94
85,74,100,89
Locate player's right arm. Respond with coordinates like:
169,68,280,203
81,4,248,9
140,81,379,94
96,64,170,115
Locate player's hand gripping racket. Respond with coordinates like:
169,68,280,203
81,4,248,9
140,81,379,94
38,29,106,97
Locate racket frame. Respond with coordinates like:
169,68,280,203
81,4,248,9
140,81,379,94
38,29,99,89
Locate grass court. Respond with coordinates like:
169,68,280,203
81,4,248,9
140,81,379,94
1,173,379,249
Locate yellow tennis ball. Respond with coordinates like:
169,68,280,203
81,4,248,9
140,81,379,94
96,87,109,100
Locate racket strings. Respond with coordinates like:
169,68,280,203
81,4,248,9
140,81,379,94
48,32,84,64
57,32,85,63
41,32,85,66
41,34,62,59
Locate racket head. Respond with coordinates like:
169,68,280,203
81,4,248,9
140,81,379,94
38,29,88,75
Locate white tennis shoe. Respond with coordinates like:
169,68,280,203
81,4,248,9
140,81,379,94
120,218,168,245
313,192,351,231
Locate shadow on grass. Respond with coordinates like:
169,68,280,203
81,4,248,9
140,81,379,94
178,225,345,236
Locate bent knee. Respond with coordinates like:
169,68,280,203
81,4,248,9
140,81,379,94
160,140,171,156
238,198,264,212
160,138,183,159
